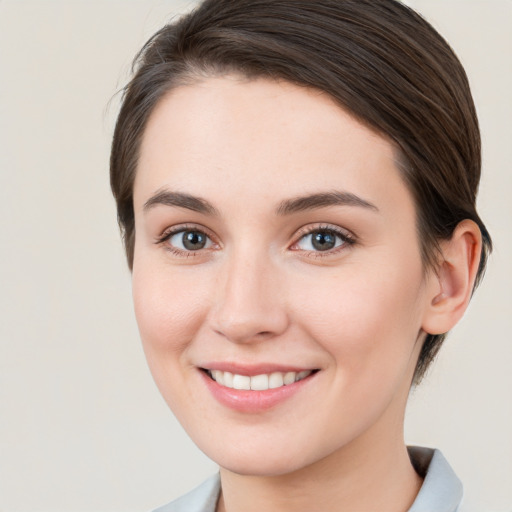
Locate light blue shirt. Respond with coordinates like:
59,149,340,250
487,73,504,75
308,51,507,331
153,447,467,512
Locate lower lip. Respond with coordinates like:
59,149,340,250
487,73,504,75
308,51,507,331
200,370,316,413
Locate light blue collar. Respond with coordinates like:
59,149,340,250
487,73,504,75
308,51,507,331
407,446,463,512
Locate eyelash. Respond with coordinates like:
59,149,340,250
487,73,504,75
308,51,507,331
290,224,356,258
155,224,218,258
155,223,356,258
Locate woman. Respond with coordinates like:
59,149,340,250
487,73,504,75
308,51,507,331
110,1,491,510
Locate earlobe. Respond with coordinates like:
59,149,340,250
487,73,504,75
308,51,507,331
422,220,482,335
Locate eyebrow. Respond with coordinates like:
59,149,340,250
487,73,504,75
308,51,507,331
143,190,219,215
143,188,378,216
276,191,378,215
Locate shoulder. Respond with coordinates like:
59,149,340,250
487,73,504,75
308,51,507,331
151,473,221,512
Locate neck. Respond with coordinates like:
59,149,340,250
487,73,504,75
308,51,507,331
217,434,421,512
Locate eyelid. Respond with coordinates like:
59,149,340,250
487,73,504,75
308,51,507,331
155,223,220,256
289,223,356,255
154,222,355,258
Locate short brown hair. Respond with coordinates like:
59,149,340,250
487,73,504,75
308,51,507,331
110,0,491,383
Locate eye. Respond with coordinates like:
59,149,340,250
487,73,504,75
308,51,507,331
292,227,354,253
159,228,215,253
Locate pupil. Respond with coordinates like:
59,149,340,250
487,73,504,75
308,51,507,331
183,231,206,250
312,231,336,251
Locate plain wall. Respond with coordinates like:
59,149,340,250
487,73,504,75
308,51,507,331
0,1,510,511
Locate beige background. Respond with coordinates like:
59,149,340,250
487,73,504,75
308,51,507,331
0,1,510,511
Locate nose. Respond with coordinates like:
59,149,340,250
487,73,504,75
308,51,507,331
209,250,289,344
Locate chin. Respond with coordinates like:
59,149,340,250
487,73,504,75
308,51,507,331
216,452,308,477
194,430,336,478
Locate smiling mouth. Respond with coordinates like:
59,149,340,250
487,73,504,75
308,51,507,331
204,369,317,391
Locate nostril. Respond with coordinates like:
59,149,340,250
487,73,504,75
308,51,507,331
209,294,290,343
213,327,275,343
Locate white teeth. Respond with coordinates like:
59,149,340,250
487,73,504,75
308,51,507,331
250,374,269,390
232,374,251,390
296,370,310,381
209,370,313,390
213,370,224,386
268,372,284,389
284,372,296,385
223,371,234,388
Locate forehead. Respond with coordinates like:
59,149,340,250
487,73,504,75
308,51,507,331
134,76,411,216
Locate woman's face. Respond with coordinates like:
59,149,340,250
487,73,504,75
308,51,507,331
132,76,435,476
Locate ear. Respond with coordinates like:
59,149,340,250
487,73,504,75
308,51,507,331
422,219,482,335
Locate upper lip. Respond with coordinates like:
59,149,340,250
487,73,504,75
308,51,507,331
199,362,318,376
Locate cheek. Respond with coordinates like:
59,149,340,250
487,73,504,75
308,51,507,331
290,259,426,377
131,259,218,417
131,260,210,359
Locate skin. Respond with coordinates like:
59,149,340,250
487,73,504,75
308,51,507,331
131,76,481,511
